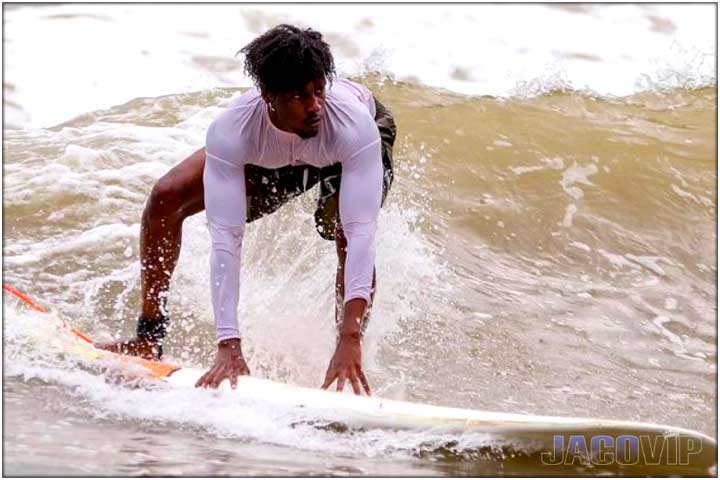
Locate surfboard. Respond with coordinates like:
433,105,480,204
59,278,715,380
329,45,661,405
4,283,717,474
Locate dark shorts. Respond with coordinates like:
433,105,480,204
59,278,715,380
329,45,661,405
244,97,396,241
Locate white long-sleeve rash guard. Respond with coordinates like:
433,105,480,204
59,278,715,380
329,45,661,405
203,78,383,342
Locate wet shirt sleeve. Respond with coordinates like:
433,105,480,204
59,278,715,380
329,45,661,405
203,123,247,342
338,117,383,304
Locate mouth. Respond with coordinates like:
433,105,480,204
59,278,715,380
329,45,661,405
306,116,321,128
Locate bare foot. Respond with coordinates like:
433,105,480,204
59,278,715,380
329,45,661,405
95,337,162,360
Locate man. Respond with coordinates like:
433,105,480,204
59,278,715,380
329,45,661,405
97,24,396,396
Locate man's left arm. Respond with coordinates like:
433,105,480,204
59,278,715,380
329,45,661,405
321,124,383,395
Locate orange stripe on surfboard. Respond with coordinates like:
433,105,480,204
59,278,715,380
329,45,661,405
3,284,49,314
3,283,180,379
70,328,94,344
3,283,85,340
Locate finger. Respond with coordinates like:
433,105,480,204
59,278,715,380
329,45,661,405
336,372,346,393
358,369,371,396
322,369,337,390
348,366,362,395
350,374,362,396
195,369,213,388
216,370,230,389
210,368,223,389
230,370,238,389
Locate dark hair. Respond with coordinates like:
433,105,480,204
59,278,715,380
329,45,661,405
239,24,335,95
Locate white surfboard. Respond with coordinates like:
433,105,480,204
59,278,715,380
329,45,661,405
5,283,717,474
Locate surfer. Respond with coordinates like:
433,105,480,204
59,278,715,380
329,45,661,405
96,24,396,396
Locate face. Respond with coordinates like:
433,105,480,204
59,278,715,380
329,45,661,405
265,79,326,139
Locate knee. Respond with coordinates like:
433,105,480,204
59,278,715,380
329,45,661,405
145,176,187,220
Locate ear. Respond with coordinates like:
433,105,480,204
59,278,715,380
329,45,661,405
260,90,272,104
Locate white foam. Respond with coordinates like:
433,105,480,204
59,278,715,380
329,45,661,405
560,162,598,201
569,241,591,252
510,156,565,176
671,184,713,207
4,223,139,268
625,254,668,277
597,249,640,270
562,204,578,228
650,315,693,359
511,165,545,176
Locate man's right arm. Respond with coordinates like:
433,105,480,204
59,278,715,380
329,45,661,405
203,151,247,342
195,137,251,389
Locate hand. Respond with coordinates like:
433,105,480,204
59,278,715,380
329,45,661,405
195,338,250,389
95,337,162,360
321,333,371,396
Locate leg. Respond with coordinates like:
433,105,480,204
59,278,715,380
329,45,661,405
324,98,395,336
140,149,206,318
96,147,207,359
334,221,376,338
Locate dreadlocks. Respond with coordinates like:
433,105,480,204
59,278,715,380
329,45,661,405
240,24,336,95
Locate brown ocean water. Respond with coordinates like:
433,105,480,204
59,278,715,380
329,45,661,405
3,80,717,475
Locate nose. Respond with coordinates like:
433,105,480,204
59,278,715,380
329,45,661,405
306,93,322,114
